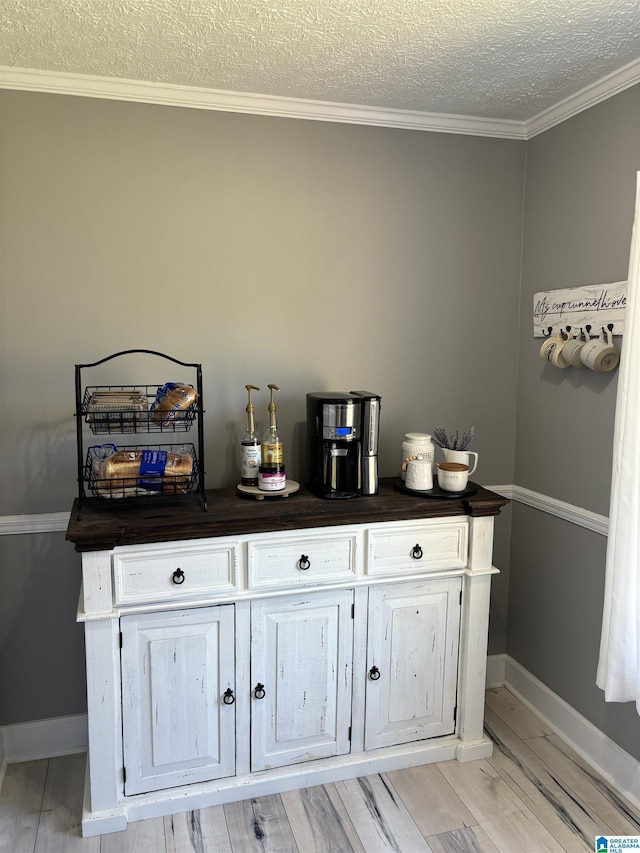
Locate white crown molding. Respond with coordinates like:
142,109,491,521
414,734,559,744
0,66,527,139
525,55,640,138
2,60,639,140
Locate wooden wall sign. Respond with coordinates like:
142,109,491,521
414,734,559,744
533,281,627,337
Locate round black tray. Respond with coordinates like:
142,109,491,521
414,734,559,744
394,478,477,499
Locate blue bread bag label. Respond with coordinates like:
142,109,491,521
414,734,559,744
140,450,167,490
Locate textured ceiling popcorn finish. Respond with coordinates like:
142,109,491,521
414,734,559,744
1,0,640,127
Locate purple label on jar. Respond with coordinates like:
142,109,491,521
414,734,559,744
258,470,286,491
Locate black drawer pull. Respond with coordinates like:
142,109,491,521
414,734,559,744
297,555,310,571
253,683,266,699
369,666,381,681
411,544,423,560
172,568,185,584
222,688,235,705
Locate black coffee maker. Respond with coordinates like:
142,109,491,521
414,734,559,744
306,391,381,499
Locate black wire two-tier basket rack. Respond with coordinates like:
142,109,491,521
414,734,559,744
74,349,207,519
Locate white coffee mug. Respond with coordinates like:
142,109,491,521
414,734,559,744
539,332,569,368
437,462,469,492
561,332,586,369
442,448,478,475
580,328,619,373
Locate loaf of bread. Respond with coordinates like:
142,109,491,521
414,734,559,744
86,390,148,433
101,449,193,495
151,383,198,425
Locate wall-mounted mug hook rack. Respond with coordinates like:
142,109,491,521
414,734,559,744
533,280,626,338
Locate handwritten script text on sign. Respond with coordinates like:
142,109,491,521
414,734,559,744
533,281,626,337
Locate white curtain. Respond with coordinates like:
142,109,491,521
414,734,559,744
596,172,640,713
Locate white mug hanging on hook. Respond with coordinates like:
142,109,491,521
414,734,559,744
561,329,587,369
579,325,619,373
539,329,569,368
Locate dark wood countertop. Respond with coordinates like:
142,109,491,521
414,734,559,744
66,478,509,552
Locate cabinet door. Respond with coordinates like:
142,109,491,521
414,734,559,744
121,605,235,795
365,578,461,750
251,590,354,771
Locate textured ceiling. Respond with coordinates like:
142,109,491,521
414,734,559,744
2,0,640,121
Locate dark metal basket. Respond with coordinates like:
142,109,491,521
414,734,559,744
82,385,197,434
84,443,199,499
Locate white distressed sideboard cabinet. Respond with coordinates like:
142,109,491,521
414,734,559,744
66,479,507,837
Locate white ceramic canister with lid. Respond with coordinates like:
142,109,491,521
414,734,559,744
401,432,435,480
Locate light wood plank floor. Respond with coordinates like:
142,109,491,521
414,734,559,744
2,688,639,852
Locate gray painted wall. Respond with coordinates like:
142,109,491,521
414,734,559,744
510,86,640,760
0,90,523,725
0,534,86,725
2,84,639,761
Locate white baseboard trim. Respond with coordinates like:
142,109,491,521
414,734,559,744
485,653,507,688
0,728,6,791
1,714,88,764
490,655,640,812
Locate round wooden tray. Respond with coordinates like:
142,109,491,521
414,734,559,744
237,479,300,500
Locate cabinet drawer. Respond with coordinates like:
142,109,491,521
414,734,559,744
367,519,467,577
248,532,358,589
113,541,238,605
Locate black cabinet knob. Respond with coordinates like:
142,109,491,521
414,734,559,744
222,688,235,705
411,544,423,560
172,568,185,584
298,555,310,571
369,666,381,681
